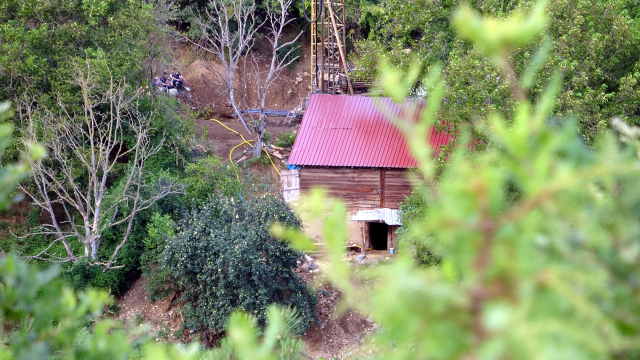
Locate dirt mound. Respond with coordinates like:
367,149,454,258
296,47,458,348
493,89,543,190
301,284,376,359
117,277,186,342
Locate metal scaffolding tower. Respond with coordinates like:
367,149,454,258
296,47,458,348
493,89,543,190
309,0,353,95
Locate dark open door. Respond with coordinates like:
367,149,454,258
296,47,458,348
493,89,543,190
369,222,389,250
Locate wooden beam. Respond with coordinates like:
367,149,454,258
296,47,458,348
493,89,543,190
380,168,385,208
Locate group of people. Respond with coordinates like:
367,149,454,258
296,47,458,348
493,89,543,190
156,68,188,92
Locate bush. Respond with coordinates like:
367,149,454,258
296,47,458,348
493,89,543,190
263,131,272,143
274,131,296,148
141,213,178,302
182,156,241,205
163,195,317,335
397,187,442,267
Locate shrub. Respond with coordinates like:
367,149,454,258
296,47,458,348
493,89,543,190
141,213,178,302
262,131,272,143
397,187,442,267
182,156,241,205
162,195,317,335
274,131,296,148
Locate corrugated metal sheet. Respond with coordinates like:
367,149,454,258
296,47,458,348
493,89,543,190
288,94,452,168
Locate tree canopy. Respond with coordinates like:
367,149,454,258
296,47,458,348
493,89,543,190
353,0,640,144
163,195,317,336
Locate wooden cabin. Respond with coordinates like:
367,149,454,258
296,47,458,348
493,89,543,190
282,94,451,252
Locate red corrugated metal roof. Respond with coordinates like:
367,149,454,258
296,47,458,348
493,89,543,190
288,94,452,168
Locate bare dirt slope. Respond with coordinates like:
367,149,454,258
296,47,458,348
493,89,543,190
117,277,187,342
170,40,312,160
118,267,376,359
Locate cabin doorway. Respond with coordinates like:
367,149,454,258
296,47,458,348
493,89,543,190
369,222,389,250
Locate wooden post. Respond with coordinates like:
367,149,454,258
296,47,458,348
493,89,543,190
380,168,385,208
360,221,366,256
388,225,399,253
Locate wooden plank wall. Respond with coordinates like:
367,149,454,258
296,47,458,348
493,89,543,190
300,166,417,210
300,167,381,209
383,169,418,208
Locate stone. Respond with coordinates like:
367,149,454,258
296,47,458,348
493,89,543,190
356,254,366,262
299,266,309,273
308,262,317,270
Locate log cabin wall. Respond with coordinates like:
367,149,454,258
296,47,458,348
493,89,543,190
299,166,416,210
383,169,418,209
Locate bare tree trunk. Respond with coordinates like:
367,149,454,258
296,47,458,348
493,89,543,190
252,112,268,158
16,59,184,268
189,0,301,159
252,132,263,159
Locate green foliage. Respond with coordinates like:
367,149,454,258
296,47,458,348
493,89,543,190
163,195,317,334
397,188,441,267
0,254,202,359
182,156,242,205
60,245,140,296
354,0,640,144
206,306,305,360
0,102,45,211
274,3,640,359
141,213,178,302
144,97,199,175
0,0,172,102
274,131,296,148
263,131,272,144
242,154,272,168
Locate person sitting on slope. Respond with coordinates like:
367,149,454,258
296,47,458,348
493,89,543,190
170,69,184,90
159,72,173,90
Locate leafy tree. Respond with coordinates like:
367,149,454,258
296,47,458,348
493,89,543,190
353,0,640,144
163,195,317,339
0,0,175,102
272,2,640,359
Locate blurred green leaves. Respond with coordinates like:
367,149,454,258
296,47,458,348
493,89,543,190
453,1,548,66
275,1,640,359
0,101,45,211
0,254,202,359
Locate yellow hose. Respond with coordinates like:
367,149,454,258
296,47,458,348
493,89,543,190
229,139,253,181
208,118,249,142
263,150,281,176
207,118,281,177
